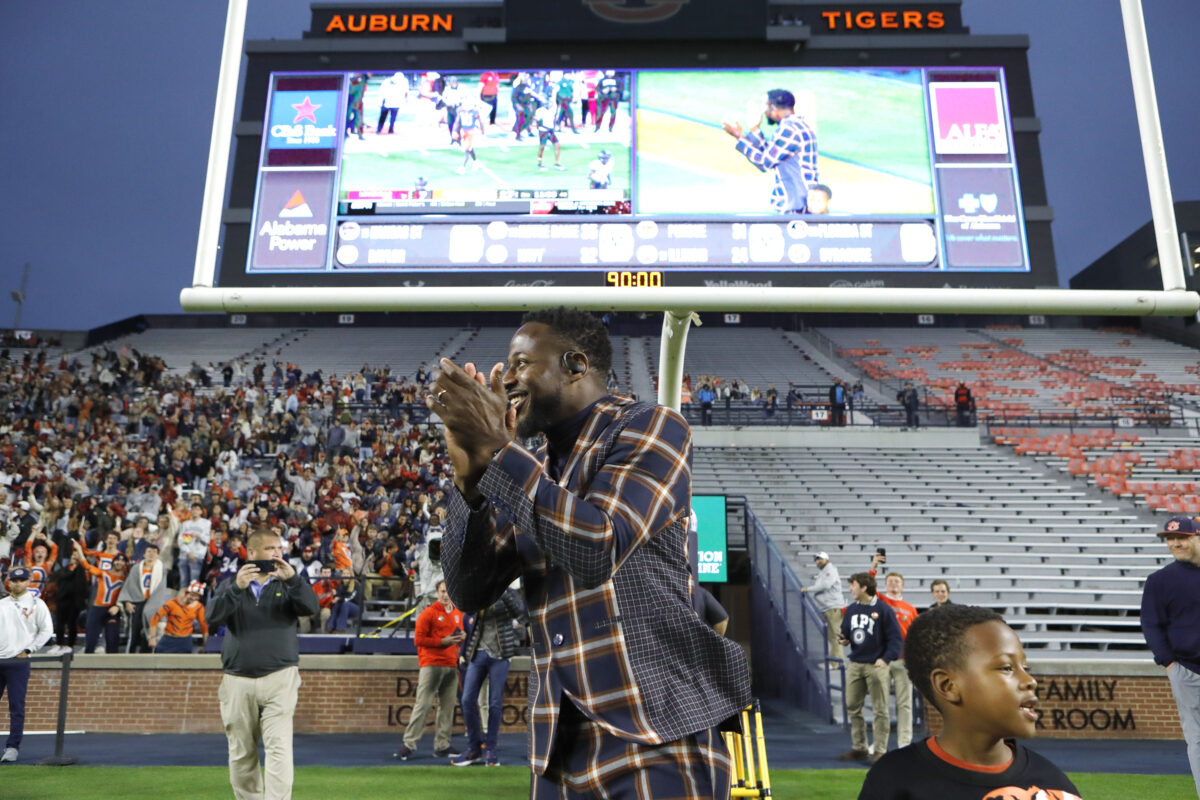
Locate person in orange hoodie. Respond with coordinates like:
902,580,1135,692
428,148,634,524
330,528,353,573
394,580,463,761
148,582,208,653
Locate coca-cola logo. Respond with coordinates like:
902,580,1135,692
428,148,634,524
584,0,688,23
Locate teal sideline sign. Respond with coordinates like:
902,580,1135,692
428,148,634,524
692,494,727,583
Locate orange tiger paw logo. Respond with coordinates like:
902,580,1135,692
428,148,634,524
983,788,1081,800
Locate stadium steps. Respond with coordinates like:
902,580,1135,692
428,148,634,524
697,442,1163,654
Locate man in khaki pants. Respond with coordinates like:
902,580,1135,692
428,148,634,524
800,551,846,659
208,529,319,800
837,572,901,765
395,580,464,760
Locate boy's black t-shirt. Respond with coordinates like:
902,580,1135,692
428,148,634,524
858,737,1082,800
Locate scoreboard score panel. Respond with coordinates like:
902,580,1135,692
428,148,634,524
238,65,1031,288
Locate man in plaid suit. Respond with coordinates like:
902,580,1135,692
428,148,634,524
433,307,751,799
722,88,819,214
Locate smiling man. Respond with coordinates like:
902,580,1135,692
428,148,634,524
431,307,751,800
1141,515,1200,797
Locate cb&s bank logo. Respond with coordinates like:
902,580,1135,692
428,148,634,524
267,90,340,149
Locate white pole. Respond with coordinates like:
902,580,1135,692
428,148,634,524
1119,0,1185,291
179,285,1200,317
657,311,696,411
192,0,250,289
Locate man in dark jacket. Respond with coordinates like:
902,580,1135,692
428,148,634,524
897,382,920,428
207,529,318,800
838,572,901,764
829,380,847,426
954,381,974,427
1141,515,1200,797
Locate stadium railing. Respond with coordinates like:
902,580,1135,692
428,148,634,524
679,400,1189,429
746,502,844,725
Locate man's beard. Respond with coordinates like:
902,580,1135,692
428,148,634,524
516,391,564,440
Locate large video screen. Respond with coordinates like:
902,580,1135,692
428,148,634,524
244,66,1029,284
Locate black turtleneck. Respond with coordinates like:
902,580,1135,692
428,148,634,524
544,396,609,481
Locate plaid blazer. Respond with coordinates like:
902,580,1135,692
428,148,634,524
443,397,751,774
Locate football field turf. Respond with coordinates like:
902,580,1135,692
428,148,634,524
4,765,1192,799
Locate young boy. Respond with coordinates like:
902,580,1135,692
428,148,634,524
858,604,1081,799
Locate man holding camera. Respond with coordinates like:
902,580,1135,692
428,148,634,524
396,580,464,761
207,529,319,800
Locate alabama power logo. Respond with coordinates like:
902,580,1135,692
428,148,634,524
279,191,313,218
584,0,688,23
929,82,1009,156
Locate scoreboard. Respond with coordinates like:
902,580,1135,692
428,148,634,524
214,2,1058,293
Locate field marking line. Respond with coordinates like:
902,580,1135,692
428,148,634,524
476,162,510,187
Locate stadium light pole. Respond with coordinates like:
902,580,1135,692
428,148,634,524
191,0,250,290
1120,0,1185,291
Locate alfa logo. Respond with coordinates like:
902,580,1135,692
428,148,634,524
584,0,688,23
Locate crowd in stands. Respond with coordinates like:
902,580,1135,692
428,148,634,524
0,345,460,652
684,372,868,425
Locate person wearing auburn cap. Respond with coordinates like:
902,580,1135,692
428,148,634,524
801,551,847,659
0,567,54,763
149,582,209,654
1141,515,1200,796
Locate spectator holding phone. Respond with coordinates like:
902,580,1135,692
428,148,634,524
395,580,464,761
206,528,319,800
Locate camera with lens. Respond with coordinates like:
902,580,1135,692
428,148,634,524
426,531,443,565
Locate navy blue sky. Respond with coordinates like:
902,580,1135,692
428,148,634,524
2,0,1197,331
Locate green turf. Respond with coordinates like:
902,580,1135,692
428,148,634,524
3,765,1192,800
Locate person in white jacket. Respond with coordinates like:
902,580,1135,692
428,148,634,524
0,566,55,762
801,551,847,659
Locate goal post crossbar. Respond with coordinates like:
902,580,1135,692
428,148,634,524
179,286,1199,317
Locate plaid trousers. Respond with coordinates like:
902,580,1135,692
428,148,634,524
531,701,731,800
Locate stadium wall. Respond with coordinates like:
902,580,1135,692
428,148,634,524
925,661,1182,740
25,655,530,735
21,658,1187,740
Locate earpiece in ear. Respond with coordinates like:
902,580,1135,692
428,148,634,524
561,351,586,375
